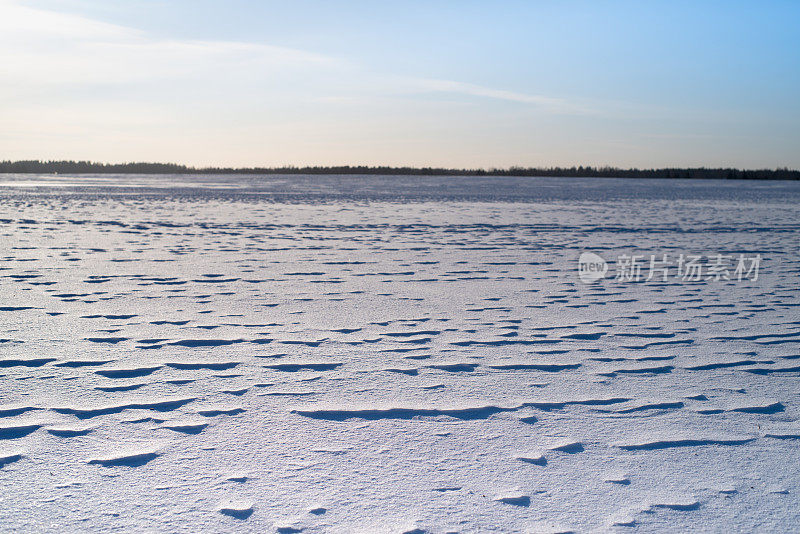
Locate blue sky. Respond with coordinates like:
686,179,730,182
2,0,798,168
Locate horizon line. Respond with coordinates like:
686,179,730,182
2,159,798,176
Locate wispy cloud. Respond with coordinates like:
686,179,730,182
1,1,580,110
0,0,338,89
411,78,565,107
0,0,137,39
390,77,601,116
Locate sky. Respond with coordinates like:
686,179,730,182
1,0,799,169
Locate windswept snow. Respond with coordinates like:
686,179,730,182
1,174,800,531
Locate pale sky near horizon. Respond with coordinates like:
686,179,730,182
2,0,799,169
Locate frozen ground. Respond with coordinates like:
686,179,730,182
1,174,799,533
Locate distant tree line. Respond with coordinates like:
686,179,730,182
0,160,798,180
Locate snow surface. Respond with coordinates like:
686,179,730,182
1,174,800,532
